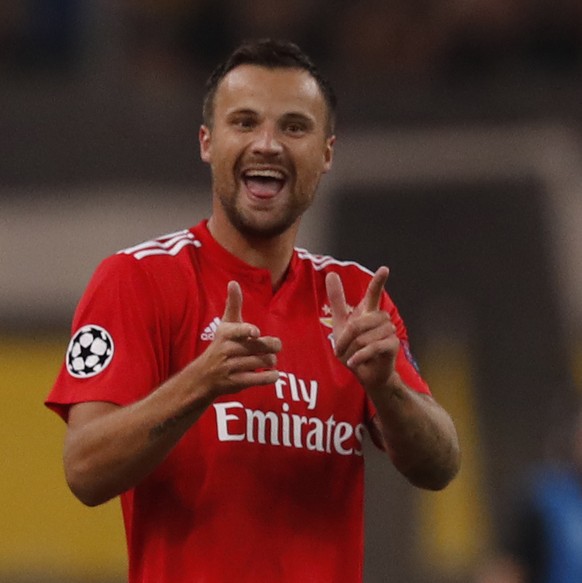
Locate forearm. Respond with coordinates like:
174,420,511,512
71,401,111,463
369,373,460,491
63,313,281,506
64,362,214,506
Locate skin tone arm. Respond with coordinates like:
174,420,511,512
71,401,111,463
63,281,282,506
325,267,461,490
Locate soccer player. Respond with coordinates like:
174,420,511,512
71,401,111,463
46,39,460,582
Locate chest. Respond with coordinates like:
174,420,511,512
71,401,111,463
162,266,367,436
150,264,369,496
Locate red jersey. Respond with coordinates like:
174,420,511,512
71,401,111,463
46,220,430,583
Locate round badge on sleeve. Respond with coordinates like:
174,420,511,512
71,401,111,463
66,325,115,378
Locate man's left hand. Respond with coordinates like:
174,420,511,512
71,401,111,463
325,266,399,392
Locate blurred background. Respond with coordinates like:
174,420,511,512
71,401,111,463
3,1,582,582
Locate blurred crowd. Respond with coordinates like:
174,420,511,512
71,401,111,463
3,0,582,88
3,0,582,188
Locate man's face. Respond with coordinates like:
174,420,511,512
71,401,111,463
200,65,335,239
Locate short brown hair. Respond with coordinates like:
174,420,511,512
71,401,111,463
202,39,337,135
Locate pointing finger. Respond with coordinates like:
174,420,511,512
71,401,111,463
363,267,389,312
222,281,243,323
325,271,349,325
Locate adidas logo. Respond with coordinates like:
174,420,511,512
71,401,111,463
200,317,221,341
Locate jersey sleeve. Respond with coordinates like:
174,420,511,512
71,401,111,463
381,290,431,396
45,253,170,421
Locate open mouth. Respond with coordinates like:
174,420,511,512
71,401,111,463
243,169,287,198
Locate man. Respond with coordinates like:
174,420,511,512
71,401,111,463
46,39,460,582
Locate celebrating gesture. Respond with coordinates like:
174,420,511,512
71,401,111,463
46,39,460,583
196,281,281,397
326,266,397,391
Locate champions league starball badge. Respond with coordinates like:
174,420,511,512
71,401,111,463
66,325,114,378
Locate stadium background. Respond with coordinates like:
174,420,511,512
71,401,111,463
2,1,582,581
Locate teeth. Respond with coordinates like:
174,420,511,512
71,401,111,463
244,169,285,179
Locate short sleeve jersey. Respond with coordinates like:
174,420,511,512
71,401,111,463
46,220,430,583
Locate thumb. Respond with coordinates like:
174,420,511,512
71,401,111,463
222,281,243,323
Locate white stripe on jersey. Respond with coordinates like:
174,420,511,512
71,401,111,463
118,230,202,260
295,248,374,276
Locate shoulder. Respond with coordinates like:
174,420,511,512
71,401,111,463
296,247,382,305
293,246,402,321
77,229,204,325
86,229,202,299
294,247,382,304
294,247,374,280
116,229,202,262
104,228,202,279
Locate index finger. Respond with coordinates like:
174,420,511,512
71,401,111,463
222,280,243,323
325,271,350,324
363,266,389,312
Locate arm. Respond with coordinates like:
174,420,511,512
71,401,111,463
64,281,281,506
367,375,460,490
326,267,460,490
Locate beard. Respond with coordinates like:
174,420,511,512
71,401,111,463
216,185,313,240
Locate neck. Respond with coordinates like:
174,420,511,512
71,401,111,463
207,216,298,290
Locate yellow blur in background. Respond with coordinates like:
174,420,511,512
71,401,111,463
0,336,126,582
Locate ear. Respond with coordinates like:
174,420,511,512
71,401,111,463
322,135,336,173
199,125,212,164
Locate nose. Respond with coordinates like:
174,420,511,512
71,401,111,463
251,124,283,156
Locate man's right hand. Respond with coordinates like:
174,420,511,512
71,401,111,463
192,280,282,398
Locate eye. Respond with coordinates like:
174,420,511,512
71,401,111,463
230,115,256,131
282,115,313,136
287,123,304,133
284,121,308,136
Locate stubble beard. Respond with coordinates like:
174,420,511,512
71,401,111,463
217,184,314,240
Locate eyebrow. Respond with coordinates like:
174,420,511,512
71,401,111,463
226,108,259,118
224,108,317,130
281,111,315,124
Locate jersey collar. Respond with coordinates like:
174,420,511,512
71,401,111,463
190,220,300,285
